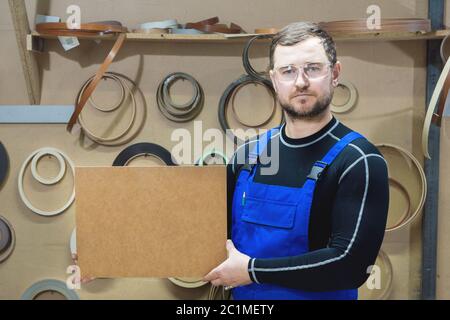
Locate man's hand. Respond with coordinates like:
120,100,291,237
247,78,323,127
203,240,252,288
71,253,96,284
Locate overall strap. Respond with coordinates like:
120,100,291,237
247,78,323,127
248,127,281,165
307,131,364,181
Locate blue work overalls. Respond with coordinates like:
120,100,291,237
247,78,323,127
231,127,364,300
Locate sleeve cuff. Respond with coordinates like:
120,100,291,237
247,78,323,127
247,258,261,284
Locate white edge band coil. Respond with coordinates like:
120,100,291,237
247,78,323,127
422,47,450,159
18,147,75,217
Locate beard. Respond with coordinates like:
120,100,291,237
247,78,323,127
279,90,333,120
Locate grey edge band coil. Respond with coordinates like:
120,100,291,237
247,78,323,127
21,279,80,300
0,215,15,263
157,72,204,122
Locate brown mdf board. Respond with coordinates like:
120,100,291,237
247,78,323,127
75,165,227,278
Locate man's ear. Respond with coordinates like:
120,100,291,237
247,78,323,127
269,69,279,93
332,61,341,87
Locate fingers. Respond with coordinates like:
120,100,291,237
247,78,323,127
203,267,220,282
226,239,235,253
211,279,223,287
81,276,96,284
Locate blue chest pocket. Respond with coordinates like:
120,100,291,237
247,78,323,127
242,196,297,229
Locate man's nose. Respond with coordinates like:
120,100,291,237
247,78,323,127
294,71,309,90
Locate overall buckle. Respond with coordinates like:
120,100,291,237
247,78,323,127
307,161,328,181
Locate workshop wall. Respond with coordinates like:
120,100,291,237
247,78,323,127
0,0,434,299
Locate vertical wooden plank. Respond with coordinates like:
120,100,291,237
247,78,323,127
8,0,41,104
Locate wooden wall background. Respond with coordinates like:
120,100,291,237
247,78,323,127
0,0,446,299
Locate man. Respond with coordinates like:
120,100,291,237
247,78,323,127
204,22,389,300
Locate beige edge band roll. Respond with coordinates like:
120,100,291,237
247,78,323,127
78,73,138,146
363,250,393,300
376,143,427,232
422,47,450,159
330,80,358,114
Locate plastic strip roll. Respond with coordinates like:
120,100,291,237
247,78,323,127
77,72,138,146
168,277,208,289
242,34,273,83
386,178,411,231
422,52,450,158
319,18,431,34
88,74,125,112
431,36,450,127
359,250,393,300
132,28,170,34
376,143,427,232
196,149,229,166
138,19,178,30
330,80,358,114
0,142,9,189
171,28,204,34
21,279,80,300
30,149,66,185
156,72,204,123
218,74,283,144
18,147,75,217
113,142,176,166
0,215,15,263
230,80,277,128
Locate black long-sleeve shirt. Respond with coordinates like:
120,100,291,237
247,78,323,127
227,117,389,292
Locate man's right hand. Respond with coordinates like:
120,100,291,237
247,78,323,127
71,253,96,284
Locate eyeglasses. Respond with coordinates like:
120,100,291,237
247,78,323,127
273,62,332,82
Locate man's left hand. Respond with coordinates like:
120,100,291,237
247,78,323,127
203,240,252,288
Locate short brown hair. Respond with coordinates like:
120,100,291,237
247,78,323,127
269,22,337,69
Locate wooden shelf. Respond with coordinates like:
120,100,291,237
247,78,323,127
27,29,450,51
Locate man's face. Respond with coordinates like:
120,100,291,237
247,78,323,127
270,37,340,120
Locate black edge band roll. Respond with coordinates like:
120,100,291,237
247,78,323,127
113,142,177,166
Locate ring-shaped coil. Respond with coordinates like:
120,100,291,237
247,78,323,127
358,250,393,300
168,277,208,289
21,279,80,300
242,34,273,82
196,149,229,166
0,215,15,263
18,147,75,217
230,80,277,127
78,73,137,144
88,74,125,112
30,149,66,185
219,74,283,144
113,143,176,167
157,72,204,122
376,143,427,232
386,177,411,231
0,142,9,189
330,80,358,114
